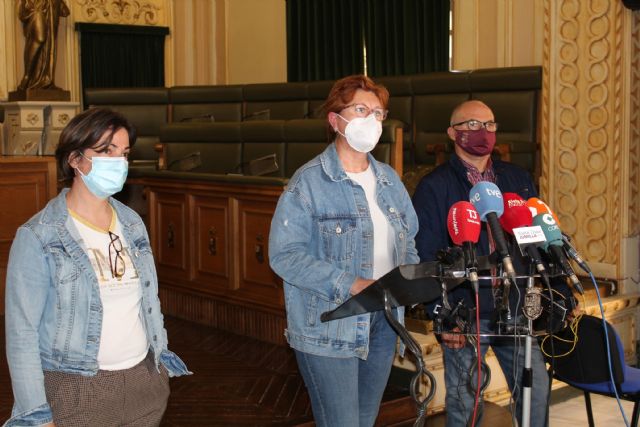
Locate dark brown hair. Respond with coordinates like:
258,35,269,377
55,107,136,185
321,75,389,141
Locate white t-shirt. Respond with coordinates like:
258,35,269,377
69,207,148,370
346,165,395,280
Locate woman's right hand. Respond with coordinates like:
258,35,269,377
349,277,375,295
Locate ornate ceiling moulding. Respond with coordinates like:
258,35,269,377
75,0,163,25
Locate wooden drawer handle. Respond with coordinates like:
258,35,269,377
208,228,217,255
167,222,175,248
255,234,264,264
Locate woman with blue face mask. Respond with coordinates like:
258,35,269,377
269,75,419,426
4,107,190,427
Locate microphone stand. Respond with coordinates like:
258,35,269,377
382,291,436,427
521,263,535,427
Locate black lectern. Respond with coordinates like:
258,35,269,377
321,259,471,426
320,261,466,322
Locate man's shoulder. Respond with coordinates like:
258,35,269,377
420,161,457,184
494,159,537,196
494,158,531,178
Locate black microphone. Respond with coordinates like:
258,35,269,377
532,213,585,295
561,233,593,274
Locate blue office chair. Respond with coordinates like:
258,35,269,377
542,314,640,427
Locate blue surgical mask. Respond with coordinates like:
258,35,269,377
77,155,129,199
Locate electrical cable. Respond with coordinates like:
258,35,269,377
470,290,481,427
540,291,585,358
589,272,630,427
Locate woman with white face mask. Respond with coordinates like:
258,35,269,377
269,75,419,426
4,108,190,427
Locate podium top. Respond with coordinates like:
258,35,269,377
321,261,466,322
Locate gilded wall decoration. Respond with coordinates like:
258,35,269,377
547,0,581,236
540,0,550,199
631,12,640,236
75,0,163,25
583,0,618,264
543,0,630,267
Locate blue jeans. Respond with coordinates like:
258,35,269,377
442,319,549,427
294,310,398,427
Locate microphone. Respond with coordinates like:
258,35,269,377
528,197,593,274
500,193,548,321
469,182,517,311
469,182,516,278
499,193,548,275
532,213,585,295
561,234,592,274
526,197,561,225
447,201,481,292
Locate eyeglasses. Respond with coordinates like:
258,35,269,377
342,103,388,121
451,119,499,132
108,231,126,279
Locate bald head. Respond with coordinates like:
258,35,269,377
450,100,494,125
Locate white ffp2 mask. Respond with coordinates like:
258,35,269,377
336,114,383,153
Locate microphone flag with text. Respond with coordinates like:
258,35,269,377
527,197,592,275
447,201,481,293
532,212,585,295
469,182,518,306
499,193,548,275
526,197,561,224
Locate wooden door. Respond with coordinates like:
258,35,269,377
0,157,57,314
191,194,231,294
148,189,189,285
235,197,283,309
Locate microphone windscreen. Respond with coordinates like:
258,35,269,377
532,213,563,250
447,201,481,245
526,197,561,225
499,193,533,235
469,181,504,221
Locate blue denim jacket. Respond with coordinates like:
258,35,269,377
269,143,419,359
4,188,190,427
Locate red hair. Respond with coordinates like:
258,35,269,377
321,75,389,141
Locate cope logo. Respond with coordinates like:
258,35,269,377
541,213,559,231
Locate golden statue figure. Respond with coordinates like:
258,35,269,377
11,0,71,100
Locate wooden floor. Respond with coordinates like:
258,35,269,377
0,315,518,426
0,316,419,426
3,314,612,426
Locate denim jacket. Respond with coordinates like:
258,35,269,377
269,143,419,359
4,188,190,427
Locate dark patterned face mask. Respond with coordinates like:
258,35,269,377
455,129,496,156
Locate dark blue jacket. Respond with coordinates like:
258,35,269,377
412,154,539,318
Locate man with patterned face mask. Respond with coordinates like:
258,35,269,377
447,100,499,173
411,100,565,427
